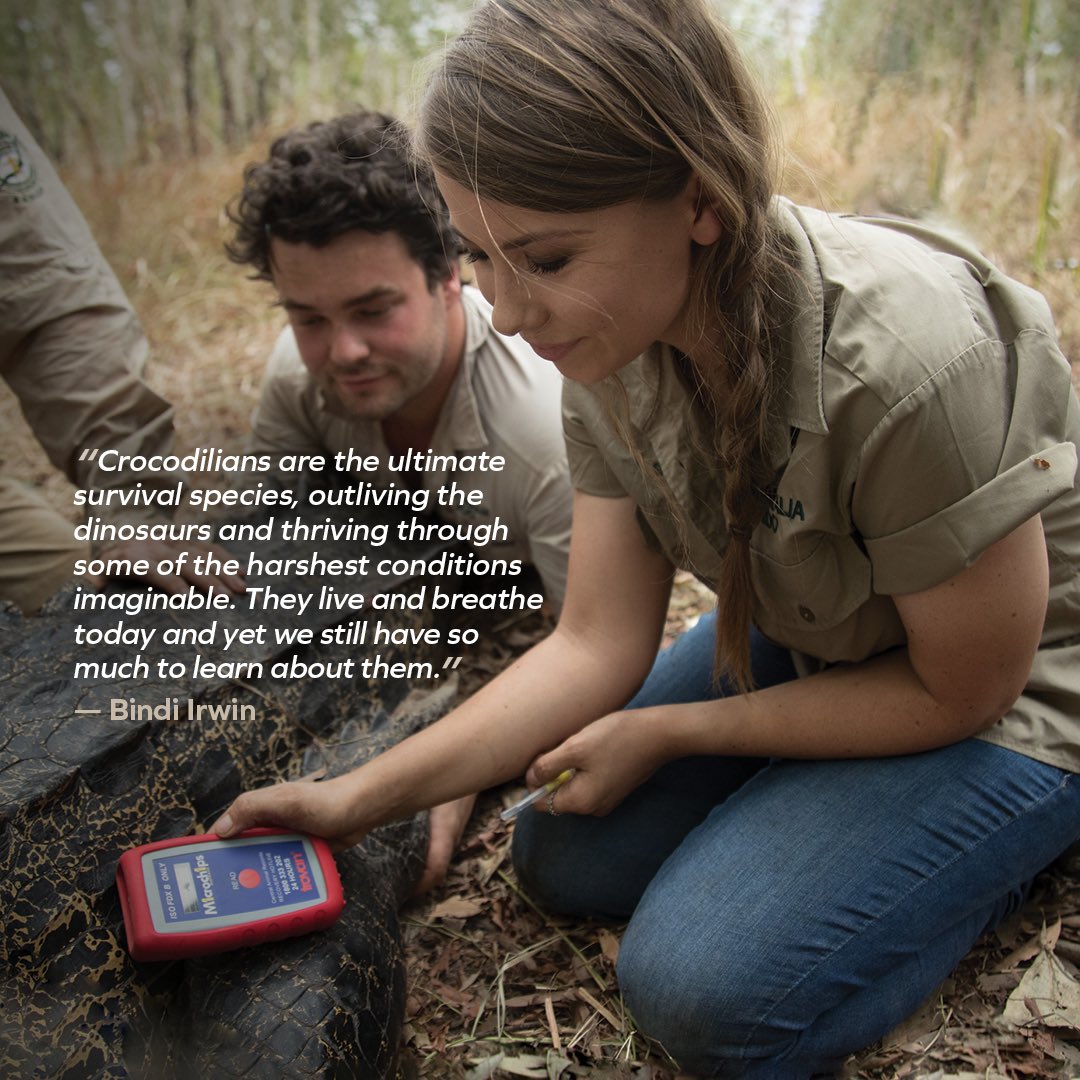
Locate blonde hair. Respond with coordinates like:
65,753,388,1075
416,0,793,691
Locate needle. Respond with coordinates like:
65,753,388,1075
499,768,575,822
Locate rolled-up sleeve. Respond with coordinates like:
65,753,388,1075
856,329,1077,595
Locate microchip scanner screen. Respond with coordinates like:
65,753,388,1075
174,862,200,913
141,834,329,933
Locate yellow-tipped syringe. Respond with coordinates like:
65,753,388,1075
499,768,575,822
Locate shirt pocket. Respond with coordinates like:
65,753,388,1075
750,532,884,662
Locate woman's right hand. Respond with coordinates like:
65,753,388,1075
209,773,369,851
526,706,672,817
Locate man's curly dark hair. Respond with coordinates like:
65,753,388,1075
225,110,458,288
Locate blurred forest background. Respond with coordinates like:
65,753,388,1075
2,0,1077,475
3,1,1080,1077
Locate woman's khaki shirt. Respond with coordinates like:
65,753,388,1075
563,199,1080,773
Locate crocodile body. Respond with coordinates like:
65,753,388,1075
0,508,493,1077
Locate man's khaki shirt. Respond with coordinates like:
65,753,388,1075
250,287,572,608
564,199,1080,772
0,89,177,523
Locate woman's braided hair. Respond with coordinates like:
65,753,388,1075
415,0,791,691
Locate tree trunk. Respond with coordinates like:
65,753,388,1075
182,0,200,156
306,0,321,107
1018,0,1037,103
782,6,807,102
1071,76,1080,142
958,0,990,139
210,5,237,147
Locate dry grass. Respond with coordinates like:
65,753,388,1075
4,80,1079,1079
779,80,1079,377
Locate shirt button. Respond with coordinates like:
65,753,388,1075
798,605,815,623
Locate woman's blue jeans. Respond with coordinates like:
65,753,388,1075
511,613,1080,1078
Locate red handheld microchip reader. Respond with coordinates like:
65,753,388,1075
116,829,344,961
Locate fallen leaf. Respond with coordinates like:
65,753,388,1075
977,971,1021,996
428,896,486,920
880,989,945,1050
996,933,1045,972
482,1052,551,1077
465,1053,505,1080
596,928,621,967
926,1073,1010,1080
1041,916,1063,952
1002,949,1080,1029
1046,1036,1080,1069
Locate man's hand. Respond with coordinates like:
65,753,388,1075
95,538,246,595
413,794,476,897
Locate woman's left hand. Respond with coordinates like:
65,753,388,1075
524,708,670,817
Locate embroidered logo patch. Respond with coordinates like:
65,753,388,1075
0,129,43,202
762,496,805,533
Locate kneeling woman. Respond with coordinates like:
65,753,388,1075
214,1,1080,1074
